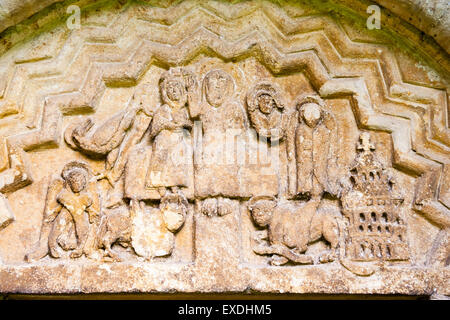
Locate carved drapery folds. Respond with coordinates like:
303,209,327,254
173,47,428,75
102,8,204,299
0,0,448,295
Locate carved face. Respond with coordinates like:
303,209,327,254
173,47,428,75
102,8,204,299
163,80,187,107
205,70,233,107
66,169,87,193
250,200,275,227
161,202,186,233
300,102,322,128
257,93,276,114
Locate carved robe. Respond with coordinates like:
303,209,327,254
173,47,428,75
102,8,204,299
248,108,285,141
190,100,246,198
294,122,334,197
146,104,193,188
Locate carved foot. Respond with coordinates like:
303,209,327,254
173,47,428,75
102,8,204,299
290,253,314,265
270,255,289,266
49,246,61,259
201,198,217,217
103,250,122,262
319,250,336,264
70,249,83,259
253,244,270,255
25,248,47,262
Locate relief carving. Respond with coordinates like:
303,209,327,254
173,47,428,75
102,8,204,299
26,161,101,261
248,131,407,276
27,67,199,262
341,133,409,263
246,82,287,142
190,69,248,216
287,95,340,200
192,69,246,200
23,74,413,276
144,67,195,196
0,140,32,230
248,196,340,266
97,204,132,262
130,191,187,260
0,0,447,296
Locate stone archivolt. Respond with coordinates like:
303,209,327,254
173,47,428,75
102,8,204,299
0,0,448,296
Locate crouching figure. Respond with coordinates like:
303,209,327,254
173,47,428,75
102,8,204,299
25,161,101,261
248,196,340,266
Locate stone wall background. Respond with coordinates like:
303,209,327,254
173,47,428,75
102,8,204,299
0,0,448,54
0,0,448,297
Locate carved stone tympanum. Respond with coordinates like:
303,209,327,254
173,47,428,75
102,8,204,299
0,0,448,298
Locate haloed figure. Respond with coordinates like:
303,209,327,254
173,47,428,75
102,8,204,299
145,68,195,195
190,69,246,201
26,161,100,261
188,69,247,216
246,81,286,141
57,162,99,258
288,95,339,202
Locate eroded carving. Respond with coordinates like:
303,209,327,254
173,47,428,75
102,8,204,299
31,67,197,262
0,0,447,296
341,132,409,262
0,193,14,230
246,82,287,142
97,205,131,262
26,161,101,261
248,131,408,276
0,140,32,230
287,95,339,200
145,67,195,195
130,191,187,260
191,69,248,216
248,196,340,266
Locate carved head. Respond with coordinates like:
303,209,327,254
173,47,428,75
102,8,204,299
297,95,325,128
160,192,188,233
61,161,90,193
248,197,277,228
204,69,234,107
159,68,191,108
258,94,276,114
247,82,284,115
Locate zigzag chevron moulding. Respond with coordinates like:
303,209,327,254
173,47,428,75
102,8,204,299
0,0,448,297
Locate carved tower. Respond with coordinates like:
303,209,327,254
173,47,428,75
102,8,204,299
341,133,409,262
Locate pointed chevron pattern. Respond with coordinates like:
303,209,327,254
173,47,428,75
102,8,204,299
0,0,448,231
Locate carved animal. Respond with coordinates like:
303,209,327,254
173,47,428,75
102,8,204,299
97,205,132,262
249,197,340,265
249,196,379,276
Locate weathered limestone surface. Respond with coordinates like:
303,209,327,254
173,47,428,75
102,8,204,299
0,0,448,297
372,0,450,53
0,0,450,52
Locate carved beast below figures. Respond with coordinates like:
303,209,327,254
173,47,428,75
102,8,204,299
248,196,378,276
248,196,340,266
